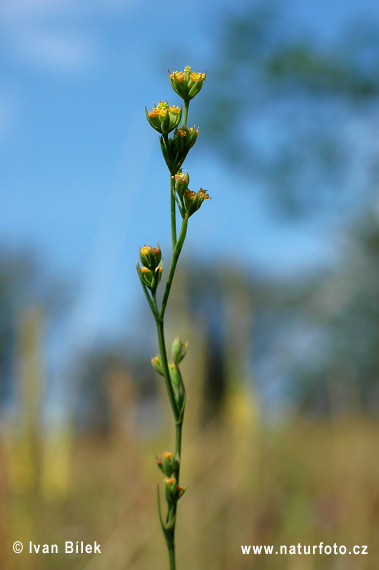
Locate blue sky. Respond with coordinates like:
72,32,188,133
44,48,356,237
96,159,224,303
1,0,378,385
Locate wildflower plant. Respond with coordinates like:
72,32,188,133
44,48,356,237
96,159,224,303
137,66,208,569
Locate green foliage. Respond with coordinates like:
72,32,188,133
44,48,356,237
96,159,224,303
201,2,379,217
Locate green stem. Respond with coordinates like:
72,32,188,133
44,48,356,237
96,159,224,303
166,420,183,570
160,215,189,320
138,269,159,320
168,544,176,570
155,316,179,422
170,174,177,249
150,149,189,570
182,100,190,128
175,418,184,487
176,422,183,461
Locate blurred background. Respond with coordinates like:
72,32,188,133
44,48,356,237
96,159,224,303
1,0,379,568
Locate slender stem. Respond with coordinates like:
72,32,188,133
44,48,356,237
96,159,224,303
156,317,179,422
146,98,193,570
175,421,183,485
160,215,189,320
170,175,177,249
138,269,159,319
182,100,190,128
152,291,159,314
176,423,182,460
168,544,176,570
167,420,182,570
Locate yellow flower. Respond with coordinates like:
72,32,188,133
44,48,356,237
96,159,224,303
169,71,185,82
168,66,206,101
145,101,182,134
190,72,205,82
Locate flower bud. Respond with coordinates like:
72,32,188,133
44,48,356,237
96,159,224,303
176,484,186,500
183,188,210,217
137,263,163,293
163,477,186,504
151,354,164,376
169,363,185,410
145,101,182,135
138,265,154,288
155,265,163,288
169,363,182,391
174,127,198,157
140,244,162,270
164,477,178,504
172,337,188,364
174,172,190,198
169,66,206,101
156,451,179,477
160,127,198,175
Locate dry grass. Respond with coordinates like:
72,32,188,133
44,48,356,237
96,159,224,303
1,403,378,570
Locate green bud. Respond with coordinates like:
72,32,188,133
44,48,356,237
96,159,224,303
139,244,162,270
156,452,179,477
159,127,198,175
169,363,182,391
174,172,189,198
159,135,176,174
169,66,206,101
174,127,198,156
183,188,210,217
172,337,188,364
163,477,186,504
169,363,185,410
137,263,163,293
145,101,182,135
163,477,178,504
151,354,164,376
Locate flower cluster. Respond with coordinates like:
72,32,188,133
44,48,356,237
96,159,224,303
174,171,210,217
139,66,209,300
137,245,163,293
145,101,182,135
169,66,206,101
156,453,186,506
164,477,186,505
159,126,199,175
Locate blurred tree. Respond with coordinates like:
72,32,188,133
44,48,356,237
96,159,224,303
286,210,379,413
0,250,68,408
201,2,379,218
191,1,379,413
74,347,155,436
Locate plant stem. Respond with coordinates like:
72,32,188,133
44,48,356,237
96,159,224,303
149,100,192,570
160,215,188,320
175,422,183,462
170,175,177,249
155,215,188,570
182,100,190,128
139,272,159,319
155,316,179,422
168,544,176,570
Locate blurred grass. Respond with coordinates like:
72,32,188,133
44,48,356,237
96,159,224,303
1,300,378,569
1,404,378,569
